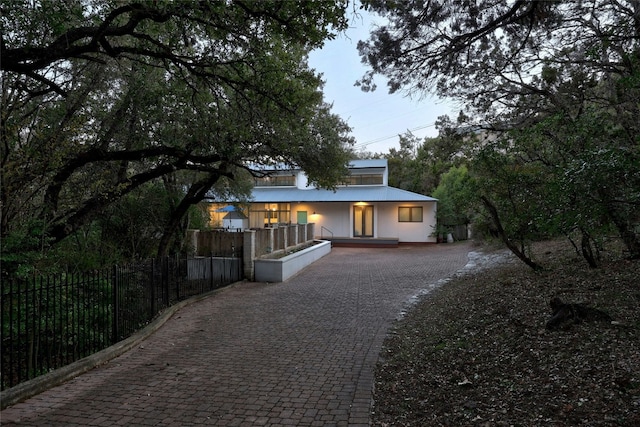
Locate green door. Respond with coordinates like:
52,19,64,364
297,211,308,224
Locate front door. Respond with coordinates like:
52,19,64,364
353,205,373,237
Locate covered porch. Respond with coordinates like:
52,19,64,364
322,236,399,248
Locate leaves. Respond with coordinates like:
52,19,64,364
358,1,640,263
1,1,353,274
372,240,640,426
432,165,474,226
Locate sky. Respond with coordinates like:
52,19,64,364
307,9,459,155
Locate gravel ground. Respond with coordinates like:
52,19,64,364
371,240,640,426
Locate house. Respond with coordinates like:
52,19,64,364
206,159,438,246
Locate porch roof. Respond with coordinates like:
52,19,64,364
251,186,437,203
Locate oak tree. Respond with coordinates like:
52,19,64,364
1,0,353,272
358,0,640,262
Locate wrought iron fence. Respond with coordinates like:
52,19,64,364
1,252,242,391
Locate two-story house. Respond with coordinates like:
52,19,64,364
207,159,438,246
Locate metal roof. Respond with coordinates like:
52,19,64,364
223,211,248,219
251,186,437,203
250,158,387,172
348,159,387,169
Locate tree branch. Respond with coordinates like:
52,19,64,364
480,195,544,271
1,3,174,73
42,146,223,218
156,167,232,257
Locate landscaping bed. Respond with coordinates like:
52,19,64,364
254,240,331,282
371,240,640,426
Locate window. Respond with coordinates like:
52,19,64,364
398,207,423,222
342,174,383,185
253,203,290,226
254,175,295,187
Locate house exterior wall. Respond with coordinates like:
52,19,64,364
222,218,248,230
261,201,437,243
377,202,437,243
287,202,352,238
209,159,438,244
295,171,309,189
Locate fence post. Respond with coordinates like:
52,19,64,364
243,229,256,281
164,256,172,304
151,259,157,316
210,252,214,290
112,265,119,344
283,226,289,249
269,227,274,253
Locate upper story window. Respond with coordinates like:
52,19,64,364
254,175,296,187
342,174,383,186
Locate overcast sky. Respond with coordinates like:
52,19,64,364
308,9,459,155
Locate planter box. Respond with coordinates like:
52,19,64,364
254,240,331,282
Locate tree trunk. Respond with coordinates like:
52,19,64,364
580,228,599,268
156,172,225,258
480,196,544,271
600,193,640,260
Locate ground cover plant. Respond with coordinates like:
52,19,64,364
372,240,640,426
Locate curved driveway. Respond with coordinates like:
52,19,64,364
1,243,471,426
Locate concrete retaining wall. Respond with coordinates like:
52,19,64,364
254,240,331,282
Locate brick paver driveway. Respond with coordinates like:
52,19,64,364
1,243,471,426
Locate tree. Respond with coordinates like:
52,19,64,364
432,165,474,229
471,100,640,268
358,0,640,262
472,137,551,271
1,0,353,275
385,132,422,192
358,1,640,121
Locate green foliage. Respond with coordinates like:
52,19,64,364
359,0,640,265
0,220,52,279
472,102,640,267
382,120,474,197
1,1,353,272
385,133,424,193
473,138,555,242
432,165,475,229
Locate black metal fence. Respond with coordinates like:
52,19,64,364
1,252,243,391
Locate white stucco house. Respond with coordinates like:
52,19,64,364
207,159,438,246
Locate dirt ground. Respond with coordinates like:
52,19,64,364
371,240,640,426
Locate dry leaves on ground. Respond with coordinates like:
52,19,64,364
372,240,640,426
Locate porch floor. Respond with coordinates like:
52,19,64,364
320,237,399,248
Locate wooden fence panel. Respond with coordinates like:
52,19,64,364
254,228,272,257
195,231,243,257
